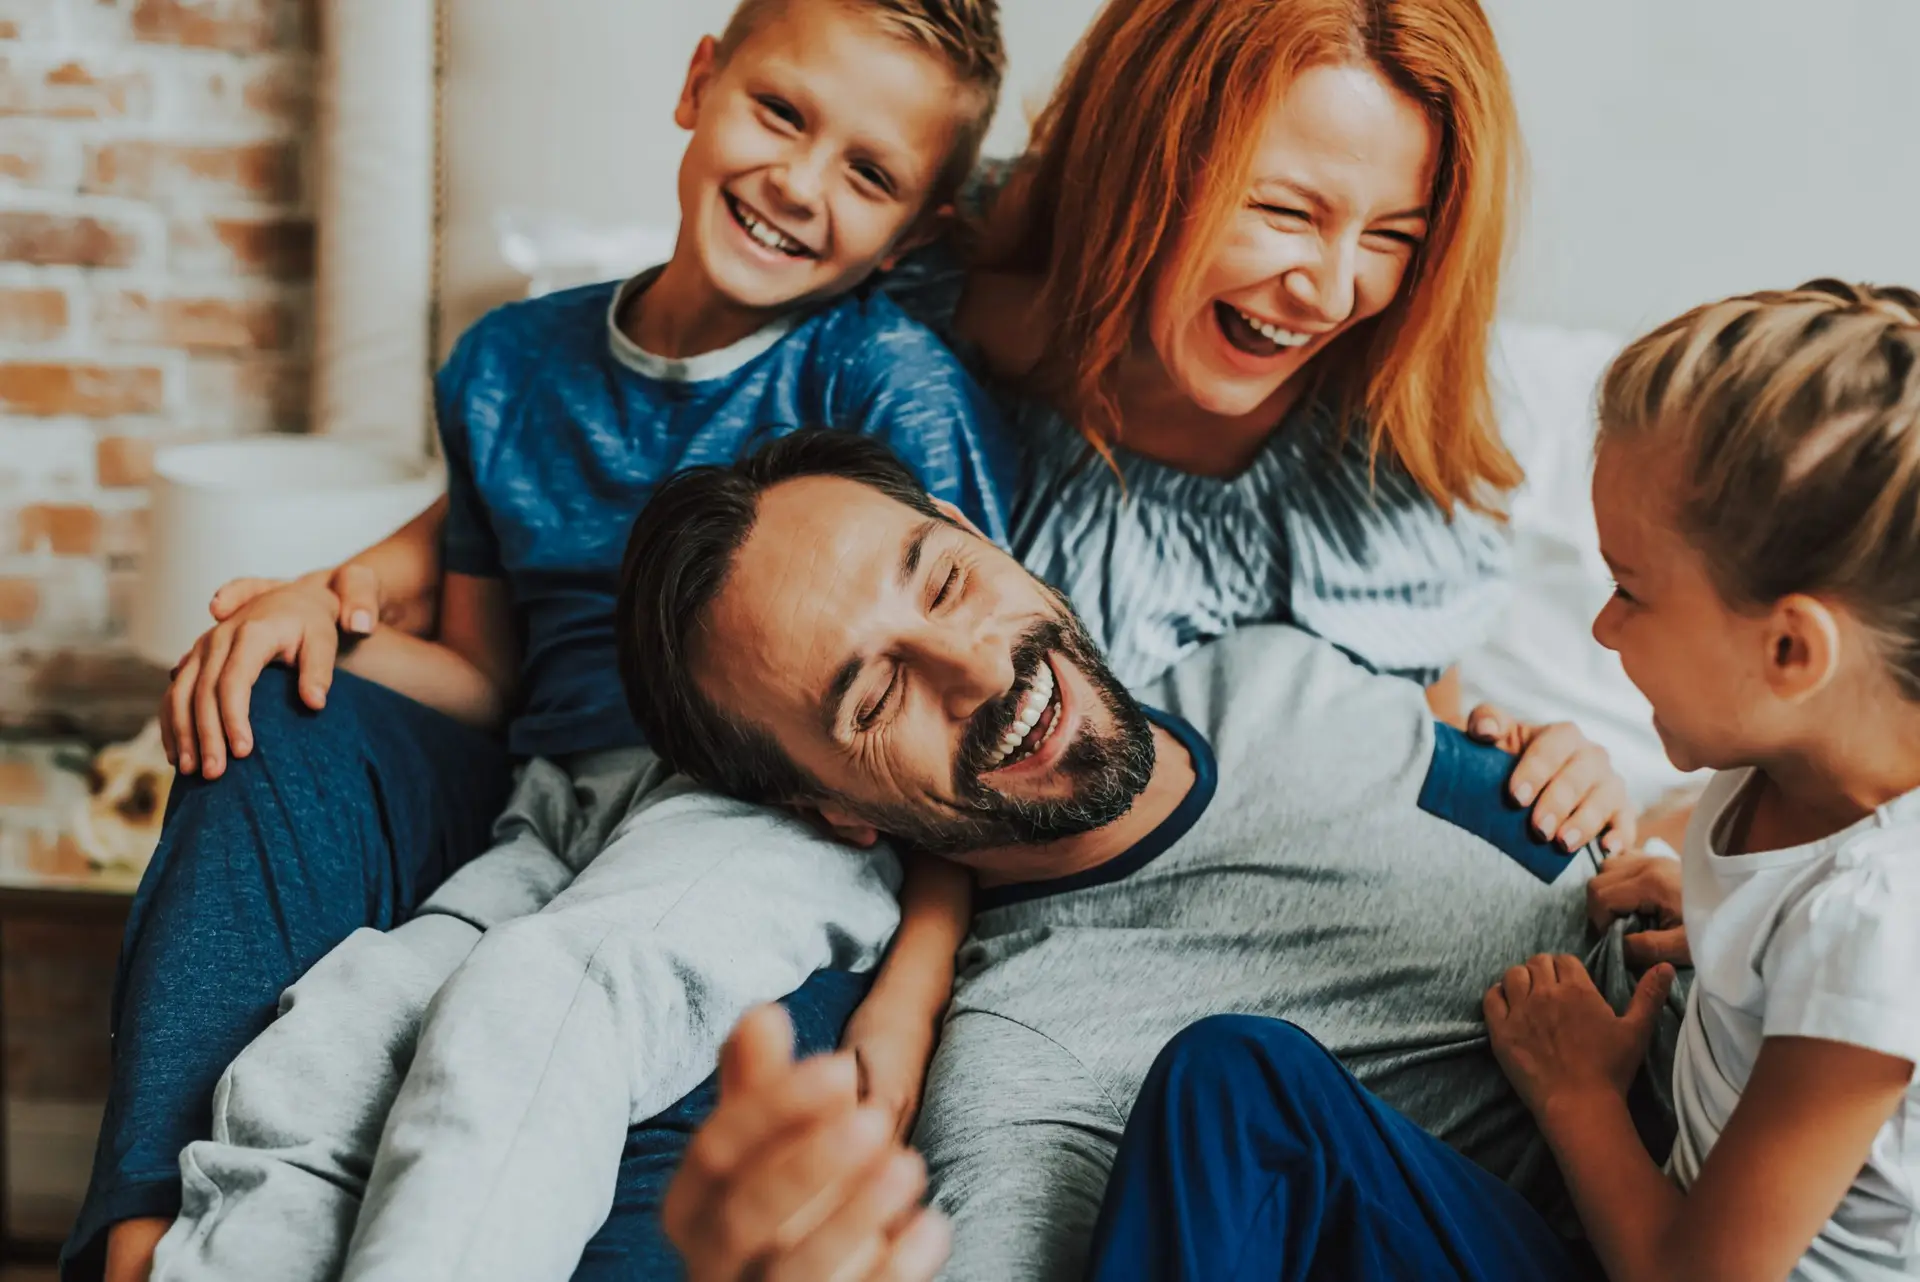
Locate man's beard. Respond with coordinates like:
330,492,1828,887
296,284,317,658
846,609,1157,857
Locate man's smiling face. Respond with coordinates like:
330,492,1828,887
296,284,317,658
692,475,1154,858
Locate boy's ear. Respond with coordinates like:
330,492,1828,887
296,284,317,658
809,801,881,849
876,202,957,274
931,497,988,542
675,36,721,131
1761,594,1843,703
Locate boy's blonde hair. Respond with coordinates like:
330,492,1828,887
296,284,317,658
715,0,1004,206
1600,280,1920,697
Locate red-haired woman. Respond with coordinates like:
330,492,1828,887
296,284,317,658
888,0,1627,846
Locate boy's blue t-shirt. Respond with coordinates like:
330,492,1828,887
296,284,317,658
437,270,1020,759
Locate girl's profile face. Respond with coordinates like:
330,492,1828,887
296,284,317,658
1146,61,1438,425
1589,435,1772,774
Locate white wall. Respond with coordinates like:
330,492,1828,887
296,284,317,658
1486,0,1920,333
438,0,1920,347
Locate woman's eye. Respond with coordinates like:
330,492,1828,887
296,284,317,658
1369,229,1423,249
1611,584,1637,606
1257,204,1310,223
931,566,959,610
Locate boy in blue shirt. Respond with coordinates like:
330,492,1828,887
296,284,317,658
106,2,1011,1279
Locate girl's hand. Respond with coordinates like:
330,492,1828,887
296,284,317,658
843,1011,938,1143
1484,953,1675,1117
1467,705,1638,854
1587,853,1691,967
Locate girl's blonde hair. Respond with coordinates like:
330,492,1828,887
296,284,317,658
1600,280,1920,697
989,0,1524,513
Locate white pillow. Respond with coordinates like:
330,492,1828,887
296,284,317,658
1460,322,1703,806
495,210,675,298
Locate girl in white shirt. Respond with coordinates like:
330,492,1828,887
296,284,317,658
1485,279,1920,1282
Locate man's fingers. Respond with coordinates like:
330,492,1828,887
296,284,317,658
863,1207,951,1282
1482,983,1509,1022
1624,927,1691,969
208,577,282,621
764,1149,929,1282
693,1107,893,1279
334,564,381,635
1502,963,1533,1000
690,1045,858,1188
1525,953,1559,989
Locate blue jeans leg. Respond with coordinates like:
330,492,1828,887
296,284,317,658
1084,1015,1600,1282
62,667,514,1281
571,969,877,1282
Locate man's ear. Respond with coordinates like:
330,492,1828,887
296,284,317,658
1760,594,1843,703
809,801,881,849
674,36,721,132
876,202,955,274
932,496,989,542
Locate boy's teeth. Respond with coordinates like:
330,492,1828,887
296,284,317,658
735,201,804,255
1235,307,1312,348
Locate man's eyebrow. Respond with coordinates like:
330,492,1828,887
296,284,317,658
900,518,937,587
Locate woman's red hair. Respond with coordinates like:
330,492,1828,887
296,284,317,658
993,0,1524,511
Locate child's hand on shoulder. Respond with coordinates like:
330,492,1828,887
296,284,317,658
842,1008,938,1142
1468,705,1638,855
1484,953,1675,1121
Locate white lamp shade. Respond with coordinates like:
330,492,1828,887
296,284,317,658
132,439,443,669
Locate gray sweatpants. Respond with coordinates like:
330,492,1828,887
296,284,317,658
152,749,903,1282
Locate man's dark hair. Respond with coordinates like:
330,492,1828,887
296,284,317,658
615,429,949,804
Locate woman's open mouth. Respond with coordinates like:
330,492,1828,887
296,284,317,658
983,658,1065,772
1215,301,1315,357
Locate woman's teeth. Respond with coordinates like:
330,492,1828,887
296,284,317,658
732,198,808,257
987,662,1058,768
1233,306,1313,348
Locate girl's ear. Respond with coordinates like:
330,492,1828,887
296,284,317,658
1761,594,1843,703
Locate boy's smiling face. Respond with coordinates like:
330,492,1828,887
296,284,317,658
671,0,965,313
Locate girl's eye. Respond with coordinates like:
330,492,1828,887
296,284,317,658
1611,583,1638,606
931,566,960,610
852,162,895,196
857,668,899,731
1256,203,1310,223
759,96,802,129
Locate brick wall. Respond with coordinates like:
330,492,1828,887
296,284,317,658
0,0,315,737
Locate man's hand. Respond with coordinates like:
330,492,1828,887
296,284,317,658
1587,853,1690,967
1467,705,1638,854
665,1006,951,1282
843,1010,937,1143
164,577,344,779
1484,954,1675,1119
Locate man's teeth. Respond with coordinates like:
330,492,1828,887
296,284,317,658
734,201,807,256
1234,306,1313,348
987,662,1057,766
